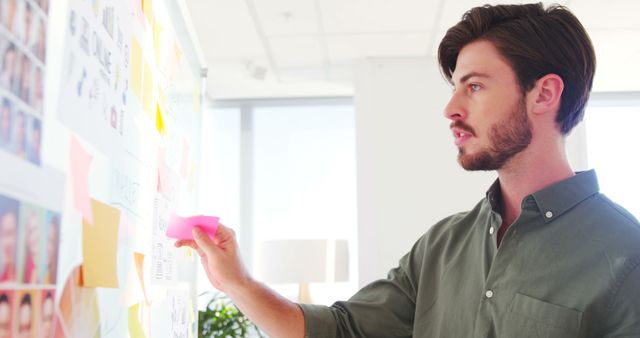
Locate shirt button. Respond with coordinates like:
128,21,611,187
485,290,494,299
545,211,553,218
489,226,495,235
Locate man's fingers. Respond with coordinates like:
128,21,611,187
175,239,196,248
192,227,216,253
174,239,206,258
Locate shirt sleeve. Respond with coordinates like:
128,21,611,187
299,236,426,338
603,258,640,337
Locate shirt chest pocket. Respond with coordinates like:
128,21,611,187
501,293,582,338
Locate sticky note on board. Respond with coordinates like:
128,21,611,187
128,303,147,338
142,60,154,120
69,136,93,224
153,21,163,65
134,252,150,304
130,38,143,100
81,199,120,288
143,0,153,27
155,104,165,135
166,214,219,240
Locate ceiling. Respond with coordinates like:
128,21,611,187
184,0,640,100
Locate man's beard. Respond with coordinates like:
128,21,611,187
456,98,532,171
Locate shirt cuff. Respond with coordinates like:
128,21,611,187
298,303,337,338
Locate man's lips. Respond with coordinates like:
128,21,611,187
451,126,474,146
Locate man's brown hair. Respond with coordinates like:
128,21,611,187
438,3,595,135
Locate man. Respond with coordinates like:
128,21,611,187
177,3,640,337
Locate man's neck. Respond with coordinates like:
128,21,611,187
495,141,574,242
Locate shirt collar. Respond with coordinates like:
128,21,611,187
485,170,600,222
531,170,600,223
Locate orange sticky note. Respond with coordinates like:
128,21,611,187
81,199,120,288
130,38,143,100
142,60,154,120
134,252,150,304
69,136,93,224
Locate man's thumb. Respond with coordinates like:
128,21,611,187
192,227,216,252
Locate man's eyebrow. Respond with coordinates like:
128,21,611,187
455,71,491,85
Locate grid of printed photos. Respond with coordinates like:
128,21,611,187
1,0,49,166
1,192,60,337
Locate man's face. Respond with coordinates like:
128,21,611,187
0,299,10,338
444,40,532,171
1,213,17,265
41,295,54,336
18,301,31,338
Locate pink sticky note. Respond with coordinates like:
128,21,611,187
69,136,93,224
166,214,219,240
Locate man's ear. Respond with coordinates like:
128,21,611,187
530,74,564,116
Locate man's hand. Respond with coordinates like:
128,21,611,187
175,223,305,338
175,224,251,294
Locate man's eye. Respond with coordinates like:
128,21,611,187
469,84,481,92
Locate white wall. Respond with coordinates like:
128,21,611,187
354,57,496,287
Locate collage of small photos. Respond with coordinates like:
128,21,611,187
1,192,61,338
1,0,49,166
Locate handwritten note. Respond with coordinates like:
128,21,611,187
166,214,219,240
81,199,120,288
69,136,93,224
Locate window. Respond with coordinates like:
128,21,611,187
585,104,640,218
198,100,358,305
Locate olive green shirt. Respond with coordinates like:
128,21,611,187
300,170,640,337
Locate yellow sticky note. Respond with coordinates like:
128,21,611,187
130,38,143,100
142,60,154,120
155,104,165,135
143,0,153,26
128,304,147,338
81,199,120,288
153,21,163,65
